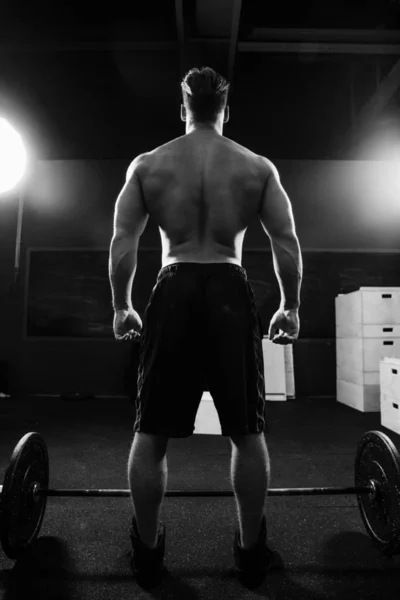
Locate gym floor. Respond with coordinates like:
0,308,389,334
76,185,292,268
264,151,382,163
0,395,399,599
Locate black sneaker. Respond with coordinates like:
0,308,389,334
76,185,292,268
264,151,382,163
129,516,167,589
233,515,280,588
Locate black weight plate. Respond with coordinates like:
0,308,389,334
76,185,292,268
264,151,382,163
0,432,49,559
355,430,400,556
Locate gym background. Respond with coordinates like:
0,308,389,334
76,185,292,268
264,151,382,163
0,2,400,401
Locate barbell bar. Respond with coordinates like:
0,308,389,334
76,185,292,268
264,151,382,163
18,483,378,498
1,429,400,561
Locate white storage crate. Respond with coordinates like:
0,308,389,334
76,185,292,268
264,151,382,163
380,357,400,435
336,287,400,413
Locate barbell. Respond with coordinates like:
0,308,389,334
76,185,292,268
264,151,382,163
0,429,400,560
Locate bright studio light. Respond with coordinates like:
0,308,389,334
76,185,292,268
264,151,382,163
0,117,27,194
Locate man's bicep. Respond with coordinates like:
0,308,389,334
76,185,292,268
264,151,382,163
112,156,149,240
258,158,296,240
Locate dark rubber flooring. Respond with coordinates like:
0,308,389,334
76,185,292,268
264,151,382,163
0,394,400,599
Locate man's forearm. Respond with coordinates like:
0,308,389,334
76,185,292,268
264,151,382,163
109,237,138,311
270,236,303,310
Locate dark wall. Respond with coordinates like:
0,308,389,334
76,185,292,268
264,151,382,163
1,158,399,398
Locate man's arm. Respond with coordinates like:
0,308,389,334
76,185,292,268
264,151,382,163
258,158,303,310
109,154,149,311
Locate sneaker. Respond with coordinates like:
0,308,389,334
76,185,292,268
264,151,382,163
233,515,280,588
129,516,167,589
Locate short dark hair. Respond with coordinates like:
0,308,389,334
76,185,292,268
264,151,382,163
181,66,230,124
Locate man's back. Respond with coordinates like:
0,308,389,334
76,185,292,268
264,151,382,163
138,131,266,268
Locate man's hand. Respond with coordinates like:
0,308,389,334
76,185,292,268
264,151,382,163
113,308,143,342
268,308,299,345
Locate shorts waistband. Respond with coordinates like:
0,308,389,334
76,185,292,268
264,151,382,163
158,262,247,279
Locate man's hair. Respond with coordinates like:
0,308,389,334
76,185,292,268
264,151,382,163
181,66,230,124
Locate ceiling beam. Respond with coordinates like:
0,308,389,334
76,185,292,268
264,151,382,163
194,0,242,79
247,28,400,44
174,0,186,76
241,27,400,55
2,39,400,56
239,41,400,55
2,28,400,55
227,0,242,81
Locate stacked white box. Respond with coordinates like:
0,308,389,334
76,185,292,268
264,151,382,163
380,357,400,435
335,287,400,413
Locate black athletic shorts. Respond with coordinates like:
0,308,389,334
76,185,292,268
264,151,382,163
133,263,266,438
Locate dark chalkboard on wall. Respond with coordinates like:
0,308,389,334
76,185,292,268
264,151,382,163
25,249,163,339
25,249,400,339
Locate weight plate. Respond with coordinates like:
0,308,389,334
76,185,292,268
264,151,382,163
355,430,400,556
0,432,49,559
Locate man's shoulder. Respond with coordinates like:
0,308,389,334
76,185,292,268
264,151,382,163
257,155,276,180
126,153,148,182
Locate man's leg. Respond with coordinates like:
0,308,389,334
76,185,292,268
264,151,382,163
230,433,270,548
128,432,169,548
